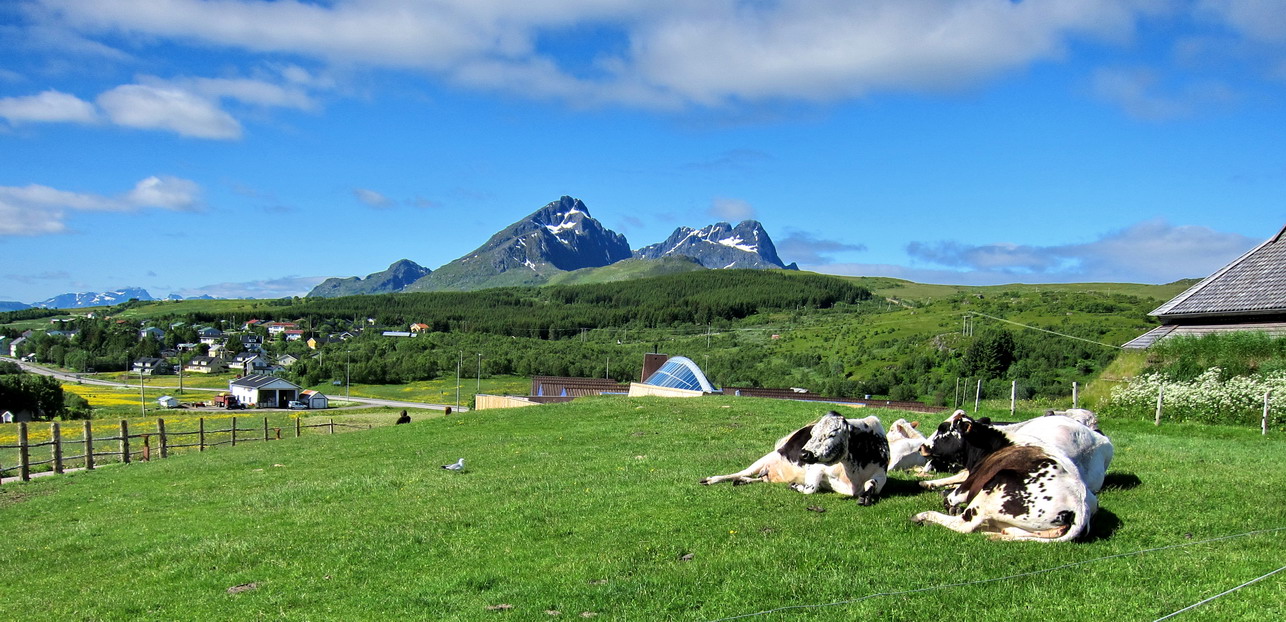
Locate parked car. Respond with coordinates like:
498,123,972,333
288,400,309,410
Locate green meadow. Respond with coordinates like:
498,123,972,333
2,397,1283,620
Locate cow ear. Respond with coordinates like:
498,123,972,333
978,417,991,425
963,421,973,434
910,421,920,429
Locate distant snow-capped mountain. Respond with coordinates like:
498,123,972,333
634,220,796,270
35,287,155,309
405,196,632,291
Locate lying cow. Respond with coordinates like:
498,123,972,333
919,409,1113,493
911,414,1096,542
886,419,928,472
700,411,889,505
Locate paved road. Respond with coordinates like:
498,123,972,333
2,356,466,413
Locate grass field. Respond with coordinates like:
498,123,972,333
2,397,1283,620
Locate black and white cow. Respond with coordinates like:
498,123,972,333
911,414,1096,542
919,409,1113,494
700,411,890,505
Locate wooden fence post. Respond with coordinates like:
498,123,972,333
158,418,168,459
84,420,94,471
120,420,131,464
329,419,335,434
51,422,63,474
263,417,269,442
18,422,30,482
295,416,301,438
1154,386,1164,426
141,435,151,462
1072,382,1079,409
199,417,205,452
974,379,982,413
231,416,237,446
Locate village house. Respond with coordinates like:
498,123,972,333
266,322,298,335
131,357,173,376
139,326,166,341
229,352,273,374
9,336,26,357
240,334,265,353
197,327,224,345
229,374,302,408
283,329,305,341
185,356,227,374
410,323,430,333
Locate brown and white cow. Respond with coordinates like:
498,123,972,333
700,411,890,505
911,414,1096,542
919,409,1113,494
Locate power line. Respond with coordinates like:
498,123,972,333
966,311,1124,350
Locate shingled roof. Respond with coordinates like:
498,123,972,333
1150,224,1286,319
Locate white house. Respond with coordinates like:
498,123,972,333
157,395,179,408
229,374,302,408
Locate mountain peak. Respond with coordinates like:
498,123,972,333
406,196,631,291
634,219,791,270
307,259,431,298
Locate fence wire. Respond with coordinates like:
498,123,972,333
706,527,1286,621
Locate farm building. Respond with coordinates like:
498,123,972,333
157,395,179,408
229,374,302,408
1126,224,1286,348
300,390,329,409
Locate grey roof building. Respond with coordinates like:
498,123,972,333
1125,224,1286,348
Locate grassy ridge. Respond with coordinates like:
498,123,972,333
2,397,1284,620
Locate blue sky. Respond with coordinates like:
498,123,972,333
1,0,1284,303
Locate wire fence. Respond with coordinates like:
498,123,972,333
0,416,372,484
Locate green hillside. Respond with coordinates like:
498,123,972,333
545,256,709,285
3,397,1284,620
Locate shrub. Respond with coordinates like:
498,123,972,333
1107,367,1285,427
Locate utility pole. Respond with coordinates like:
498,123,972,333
345,350,350,400
476,353,482,392
139,367,145,417
455,351,462,410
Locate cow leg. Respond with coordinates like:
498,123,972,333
857,470,887,506
789,463,828,494
700,452,779,485
911,509,986,534
920,470,969,489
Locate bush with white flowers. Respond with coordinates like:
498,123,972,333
1107,366,1286,426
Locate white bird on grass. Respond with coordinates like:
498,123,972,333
441,458,465,471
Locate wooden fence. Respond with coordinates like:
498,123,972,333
0,417,371,484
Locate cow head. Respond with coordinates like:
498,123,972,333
919,409,972,464
800,411,852,464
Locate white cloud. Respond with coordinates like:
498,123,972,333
178,275,330,299
708,197,755,222
0,176,202,236
1092,67,1237,120
0,89,98,124
36,0,1152,108
777,229,867,265
96,83,242,139
125,176,201,210
353,188,394,209
903,219,1259,284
